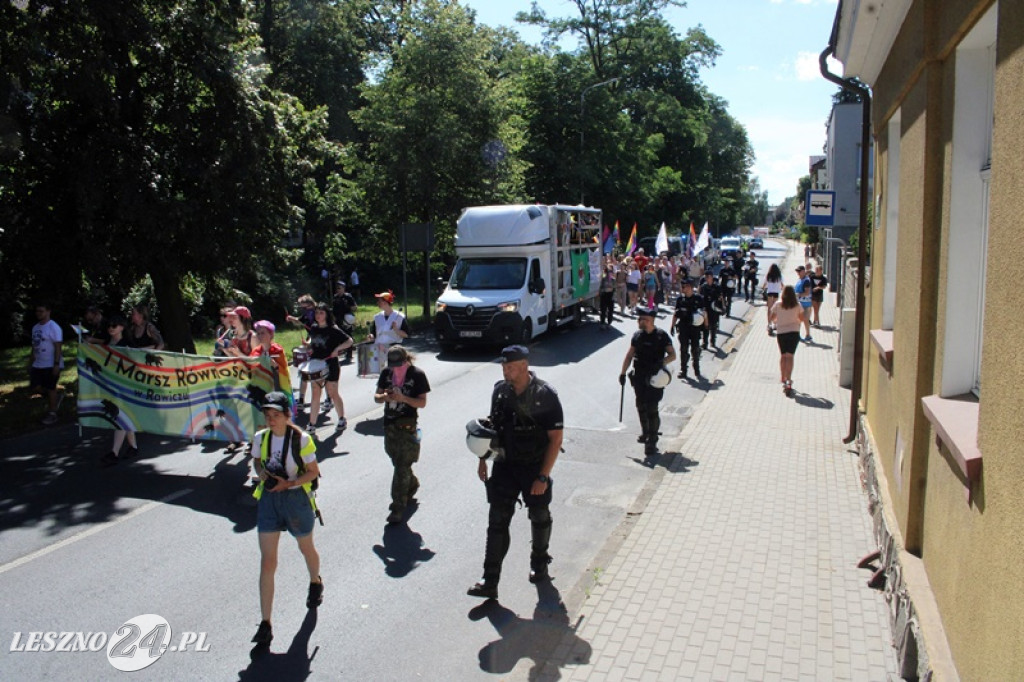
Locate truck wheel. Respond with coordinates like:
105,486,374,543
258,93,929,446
519,320,532,345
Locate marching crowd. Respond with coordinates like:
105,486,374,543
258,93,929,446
23,239,832,647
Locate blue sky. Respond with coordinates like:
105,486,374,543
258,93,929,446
461,0,843,206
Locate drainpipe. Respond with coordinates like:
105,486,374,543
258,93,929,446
819,46,871,445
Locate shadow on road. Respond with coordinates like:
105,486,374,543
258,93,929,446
793,393,835,410
371,514,437,578
469,580,591,680
238,609,319,681
629,451,698,473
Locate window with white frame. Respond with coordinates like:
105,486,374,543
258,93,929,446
881,110,900,330
942,4,996,398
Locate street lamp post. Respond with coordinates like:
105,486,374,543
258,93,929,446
579,77,619,205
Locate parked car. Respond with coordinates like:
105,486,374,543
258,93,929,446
750,237,764,249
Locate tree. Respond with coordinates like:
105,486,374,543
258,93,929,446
0,0,336,351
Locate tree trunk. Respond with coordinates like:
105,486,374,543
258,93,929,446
149,264,196,354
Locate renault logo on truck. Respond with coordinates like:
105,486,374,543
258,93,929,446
466,305,475,317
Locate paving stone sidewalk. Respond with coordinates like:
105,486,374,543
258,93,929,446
542,241,899,681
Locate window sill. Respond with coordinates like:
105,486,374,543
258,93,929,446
921,395,981,502
869,329,894,373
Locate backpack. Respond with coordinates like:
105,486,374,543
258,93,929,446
262,425,319,492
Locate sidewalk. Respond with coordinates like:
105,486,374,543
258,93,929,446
544,241,898,681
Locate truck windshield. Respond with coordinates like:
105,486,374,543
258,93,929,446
450,258,527,290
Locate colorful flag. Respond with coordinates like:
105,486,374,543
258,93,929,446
77,344,278,442
688,221,697,258
613,220,620,243
570,250,591,298
625,223,638,256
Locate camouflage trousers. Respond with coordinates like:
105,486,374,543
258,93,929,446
384,422,421,511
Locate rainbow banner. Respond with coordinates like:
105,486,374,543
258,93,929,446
624,223,638,256
77,344,277,442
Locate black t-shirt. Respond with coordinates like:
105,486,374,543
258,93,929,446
630,327,674,375
810,273,829,301
376,365,431,422
308,325,351,360
744,259,759,278
332,294,357,327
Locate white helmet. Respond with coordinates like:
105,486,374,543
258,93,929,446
343,314,356,325
648,366,672,389
466,419,501,460
691,311,705,327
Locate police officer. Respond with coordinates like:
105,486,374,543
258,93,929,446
718,261,737,317
743,251,760,302
468,345,564,600
331,281,357,364
374,345,430,524
619,307,676,455
671,280,706,381
699,271,723,350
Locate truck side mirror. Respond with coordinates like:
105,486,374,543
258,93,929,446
529,278,546,295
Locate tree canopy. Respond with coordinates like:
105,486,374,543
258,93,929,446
0,0,762,348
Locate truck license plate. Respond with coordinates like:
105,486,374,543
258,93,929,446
459,331,483,338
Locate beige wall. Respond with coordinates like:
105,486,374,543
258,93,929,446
860,0,1024,678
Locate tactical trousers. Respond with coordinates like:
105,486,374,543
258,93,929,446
634,397,661,444
384,423,420,512
701,310,720,347
678,328,702,375
483,461,553,583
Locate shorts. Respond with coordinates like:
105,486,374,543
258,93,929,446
30,367,59,391
325,356,340,382
257,488,315,537
799,300,812,310
777,332,800,355
626,283,639,293
812,291,824,302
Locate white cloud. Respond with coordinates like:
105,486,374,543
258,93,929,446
744,116,829,204
793,50,843,81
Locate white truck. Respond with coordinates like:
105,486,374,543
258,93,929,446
434,204,603,351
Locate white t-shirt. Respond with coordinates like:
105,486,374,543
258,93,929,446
32,320,64,369
253,429,316,481
765,279,783,295
374,310,406,347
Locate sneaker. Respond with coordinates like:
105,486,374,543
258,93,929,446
100,451,119,467
636,434,647,443
467,580,498,600
803,335,813,342
251,620,273,645
122,446,139,460
306,578,324,608
41,412,58,426
677,371,687,380
306,422,317,433
335,417,348,433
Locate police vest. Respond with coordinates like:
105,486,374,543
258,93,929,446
632,328,672,377
492,381,550,463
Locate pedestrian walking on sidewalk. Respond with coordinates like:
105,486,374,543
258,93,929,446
620,307,676,455
794,265,814,341
374,346,430,525
468,345,564,601
671,280,705,381
250,391,324,646
769,285,806,396
764,263,783,334
810,264,829,327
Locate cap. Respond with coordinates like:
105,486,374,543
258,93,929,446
500,345,530,363
681,279,694,288
231,306,251,319
253,320,275,334
386,346,408,367
262,391,290,412
636,306,657,318
795,265,805,272
335,281,346,287
375,291,395,303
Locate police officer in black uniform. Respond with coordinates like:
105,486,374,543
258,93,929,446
619,307,676,455
699,271,723,350
743,251,760,302
331,281,357,364
671,280,706,381
718,261,737,317
468,345,564,600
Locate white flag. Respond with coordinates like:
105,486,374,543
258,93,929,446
694,221,710,254
655,222,669,255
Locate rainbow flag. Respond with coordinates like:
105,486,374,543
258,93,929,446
625,223,638,256
77,344,278,442
603,220,619,254
688,221,697,258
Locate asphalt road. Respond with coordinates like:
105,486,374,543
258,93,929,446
0,242,784,681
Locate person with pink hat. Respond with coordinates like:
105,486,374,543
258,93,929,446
223,306,257,357
250,320,291,396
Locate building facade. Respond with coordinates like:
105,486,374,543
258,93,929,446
830,0,1024,679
